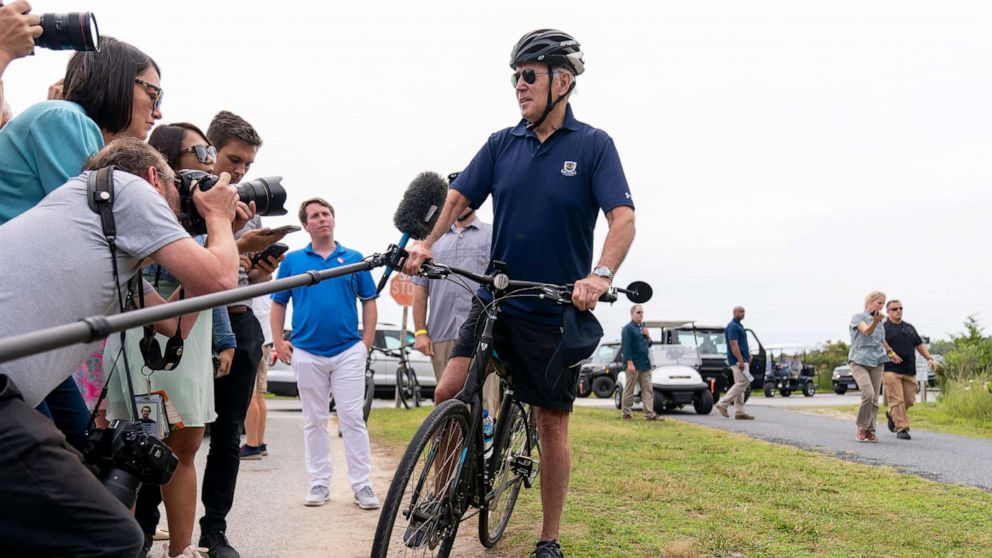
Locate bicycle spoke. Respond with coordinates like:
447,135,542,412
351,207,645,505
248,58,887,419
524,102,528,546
384,411,468,556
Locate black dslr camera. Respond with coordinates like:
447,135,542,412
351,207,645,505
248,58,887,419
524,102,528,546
82,420,178,508
34,12,100,51
174,170,288,235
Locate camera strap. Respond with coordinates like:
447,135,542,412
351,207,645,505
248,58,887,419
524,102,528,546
85,167,143,431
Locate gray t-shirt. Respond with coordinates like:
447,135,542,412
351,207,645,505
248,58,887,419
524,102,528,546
848,311,890,368
0,170,189,407
410,219,492,342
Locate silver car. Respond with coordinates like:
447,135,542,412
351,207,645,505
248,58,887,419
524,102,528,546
266,324,436,398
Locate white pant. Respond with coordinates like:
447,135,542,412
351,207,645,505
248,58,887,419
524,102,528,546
293,343,372,492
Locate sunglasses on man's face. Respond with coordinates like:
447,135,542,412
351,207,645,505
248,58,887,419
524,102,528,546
181,144,217,164
888,307,904,312
510,68,544,87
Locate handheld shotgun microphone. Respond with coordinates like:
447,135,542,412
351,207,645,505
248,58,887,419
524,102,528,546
375,171,448,293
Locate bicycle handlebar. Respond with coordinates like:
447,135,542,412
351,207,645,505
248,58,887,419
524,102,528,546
418,261,619,304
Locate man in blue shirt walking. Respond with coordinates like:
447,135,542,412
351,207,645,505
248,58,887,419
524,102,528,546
270,197,381,511
620,305,661,421
716,306,755,420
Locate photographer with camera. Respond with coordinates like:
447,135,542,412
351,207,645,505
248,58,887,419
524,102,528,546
0,35,163,454
197,110,286,558
0,137,240,557
100,122,235,558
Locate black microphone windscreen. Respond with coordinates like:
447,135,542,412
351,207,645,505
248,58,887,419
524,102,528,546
393,171,448,240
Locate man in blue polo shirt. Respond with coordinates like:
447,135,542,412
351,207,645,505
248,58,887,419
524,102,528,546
404,29,636,558
270,197,380,511
716,306,755,420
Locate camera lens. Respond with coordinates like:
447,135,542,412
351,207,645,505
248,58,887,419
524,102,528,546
34,12,100,51
237,177,288,216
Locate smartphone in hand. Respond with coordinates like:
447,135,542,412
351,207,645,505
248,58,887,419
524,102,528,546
250,242,289,268
269,225,301,236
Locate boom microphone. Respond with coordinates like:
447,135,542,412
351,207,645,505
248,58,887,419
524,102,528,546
376,171,448,293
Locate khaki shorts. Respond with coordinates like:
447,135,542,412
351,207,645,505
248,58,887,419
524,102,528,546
255,344,271,393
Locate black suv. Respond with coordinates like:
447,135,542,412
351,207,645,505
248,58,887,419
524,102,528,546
577,342,623,398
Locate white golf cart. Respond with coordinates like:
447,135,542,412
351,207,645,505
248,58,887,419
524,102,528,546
613,325,714,415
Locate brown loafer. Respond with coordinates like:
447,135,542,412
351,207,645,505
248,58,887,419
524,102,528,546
645,415,663,422
735,413,755,420
716,404,729,418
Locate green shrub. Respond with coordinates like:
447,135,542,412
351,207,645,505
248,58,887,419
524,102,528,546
938,373,992,421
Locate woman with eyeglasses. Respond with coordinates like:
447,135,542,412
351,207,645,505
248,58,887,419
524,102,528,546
0,36,162,460
100,123,223,558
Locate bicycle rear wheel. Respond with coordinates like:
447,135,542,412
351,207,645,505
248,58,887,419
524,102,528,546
397,365,412,410
371,399,472,557
478,400,532,547
411,368,422,408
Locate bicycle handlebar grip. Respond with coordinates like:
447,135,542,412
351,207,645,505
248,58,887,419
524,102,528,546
599,291,618,303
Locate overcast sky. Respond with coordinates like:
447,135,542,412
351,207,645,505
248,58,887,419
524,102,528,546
4,0,988,349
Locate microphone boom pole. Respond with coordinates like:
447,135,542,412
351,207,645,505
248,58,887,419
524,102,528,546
0,250,397,365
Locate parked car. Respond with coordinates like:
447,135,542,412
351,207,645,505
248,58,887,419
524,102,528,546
577,341,622,398
613,343,713,415
267,324,436,399
831,364,857,395
832,357,939,395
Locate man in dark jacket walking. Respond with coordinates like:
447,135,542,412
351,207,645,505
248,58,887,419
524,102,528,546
620,305,661,421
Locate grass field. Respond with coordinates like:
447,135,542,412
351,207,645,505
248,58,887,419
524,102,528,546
369,406,992,558
800,402,992,440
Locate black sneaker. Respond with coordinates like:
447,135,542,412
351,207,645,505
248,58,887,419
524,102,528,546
886,411,896,433
532,539,565,558
199,530,239,558
897,430,912,440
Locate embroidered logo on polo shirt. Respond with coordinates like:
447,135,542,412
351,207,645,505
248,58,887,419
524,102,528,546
337,257,345,263
560,161,577,176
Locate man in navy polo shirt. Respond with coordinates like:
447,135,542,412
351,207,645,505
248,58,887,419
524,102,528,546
270,197,381,511
404,29,636,558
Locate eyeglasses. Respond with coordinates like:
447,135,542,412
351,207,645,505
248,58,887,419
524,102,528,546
510,68,544,87
134,78,164,111
888,307,903,311
181,144,217,164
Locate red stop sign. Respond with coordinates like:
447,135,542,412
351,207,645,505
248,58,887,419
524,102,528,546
389,273,415,307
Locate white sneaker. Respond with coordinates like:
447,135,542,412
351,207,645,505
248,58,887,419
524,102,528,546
304,485,330,507
353,485,381,510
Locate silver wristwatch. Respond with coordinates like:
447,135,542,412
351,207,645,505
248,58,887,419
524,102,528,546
592,265,614,282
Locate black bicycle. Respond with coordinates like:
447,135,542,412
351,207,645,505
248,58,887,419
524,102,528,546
384,343,422,409
370,261,650,557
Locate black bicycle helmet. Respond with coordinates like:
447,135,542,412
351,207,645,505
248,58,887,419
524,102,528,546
510,29,584,130
509,29,585,75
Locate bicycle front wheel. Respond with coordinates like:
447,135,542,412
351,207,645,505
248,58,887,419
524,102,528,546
478,400,531,547
371,399,472,557
362,373,374,422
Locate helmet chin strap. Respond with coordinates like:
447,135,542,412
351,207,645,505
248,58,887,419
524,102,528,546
526,65,576,131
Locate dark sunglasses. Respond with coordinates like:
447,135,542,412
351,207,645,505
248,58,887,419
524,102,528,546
134,78,164,111
510,68,544,87
888,307,904,311
181,144,217,164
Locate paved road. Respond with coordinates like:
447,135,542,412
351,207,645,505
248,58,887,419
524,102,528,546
664,405,992,491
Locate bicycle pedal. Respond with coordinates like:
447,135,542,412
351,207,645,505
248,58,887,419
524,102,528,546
511,455,535,487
